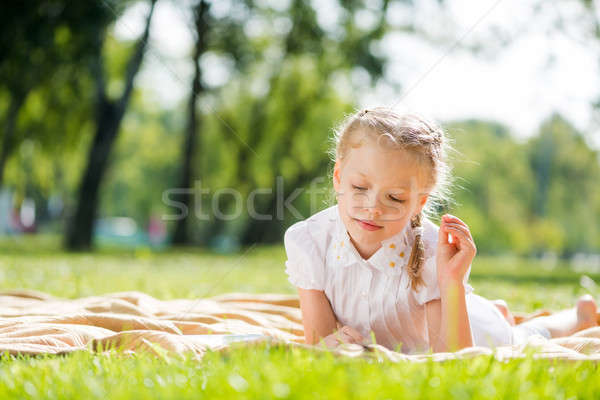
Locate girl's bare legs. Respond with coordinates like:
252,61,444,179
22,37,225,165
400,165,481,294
492,299,516,325
493,295,598,338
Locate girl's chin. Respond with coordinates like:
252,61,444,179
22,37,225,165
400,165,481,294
350,226,384,242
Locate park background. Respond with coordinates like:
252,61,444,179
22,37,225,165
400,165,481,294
2,0,599,259
1,0,600,398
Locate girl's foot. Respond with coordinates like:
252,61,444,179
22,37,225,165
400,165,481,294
575,294,598,332
492,299,516,326
528,294,598,338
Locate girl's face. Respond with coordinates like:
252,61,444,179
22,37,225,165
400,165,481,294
333,135,430,260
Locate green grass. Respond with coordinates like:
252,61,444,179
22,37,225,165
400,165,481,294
0,234,599,399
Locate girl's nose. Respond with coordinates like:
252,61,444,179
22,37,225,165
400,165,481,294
368,208,382,219
364,193,383,217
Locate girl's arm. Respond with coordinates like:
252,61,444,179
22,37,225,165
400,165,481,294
425,281,473,352
296,287,338,345
426,214,477,352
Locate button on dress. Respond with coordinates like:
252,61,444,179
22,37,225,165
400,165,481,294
284,204,514,354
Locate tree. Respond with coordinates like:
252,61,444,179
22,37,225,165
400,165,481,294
170,0,393,245
171,0,209,245
448,119,537,255
528,113,600,256
65,0,157,250
0,1,111,188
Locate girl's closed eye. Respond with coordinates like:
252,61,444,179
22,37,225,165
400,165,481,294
388,195,405,203
352,184,367,191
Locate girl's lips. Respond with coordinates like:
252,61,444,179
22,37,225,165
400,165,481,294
354,218,383,231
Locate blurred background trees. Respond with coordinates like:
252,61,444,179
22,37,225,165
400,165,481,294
0,0,599,259
65,0,157,250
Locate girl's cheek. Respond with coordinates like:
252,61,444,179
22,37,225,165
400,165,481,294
347,192,359,206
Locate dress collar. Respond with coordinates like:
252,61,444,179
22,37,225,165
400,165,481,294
331,206,412,277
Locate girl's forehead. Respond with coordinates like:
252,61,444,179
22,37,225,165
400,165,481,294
352,170,419,189
342,142,430,190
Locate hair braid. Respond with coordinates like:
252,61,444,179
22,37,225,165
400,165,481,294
406,213,425,291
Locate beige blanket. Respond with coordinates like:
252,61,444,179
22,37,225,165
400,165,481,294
1,289,599,362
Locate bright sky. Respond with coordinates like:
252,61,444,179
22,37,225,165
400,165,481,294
114,0,600,149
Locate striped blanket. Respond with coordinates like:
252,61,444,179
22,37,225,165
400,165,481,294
1,290,599,362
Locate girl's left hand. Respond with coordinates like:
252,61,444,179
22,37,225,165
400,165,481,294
436,214,477,286
322,325,368,348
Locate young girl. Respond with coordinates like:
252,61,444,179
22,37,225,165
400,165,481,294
283,107,598,354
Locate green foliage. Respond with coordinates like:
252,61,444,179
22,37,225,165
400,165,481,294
0,0,117,154
2,2,599,256
447,114,600,256
528,114,600,255
100,92,181,227
189,54,354,244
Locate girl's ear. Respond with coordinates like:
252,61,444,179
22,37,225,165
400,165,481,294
332,160,342,191
415,193,429,215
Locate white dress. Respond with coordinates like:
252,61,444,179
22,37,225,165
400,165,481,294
283,204,524,354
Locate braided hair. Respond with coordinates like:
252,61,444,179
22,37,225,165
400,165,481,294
407,212,426,290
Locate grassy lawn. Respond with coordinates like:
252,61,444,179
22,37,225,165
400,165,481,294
0,234,599,399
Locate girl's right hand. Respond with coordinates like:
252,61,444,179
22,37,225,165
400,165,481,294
321,325,368,348
436,214,477,288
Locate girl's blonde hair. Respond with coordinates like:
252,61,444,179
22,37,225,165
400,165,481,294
328,107,454,291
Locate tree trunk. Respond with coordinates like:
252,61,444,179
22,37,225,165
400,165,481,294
65,0,157,250
171,0,208,245
0,89,28,188
65,101,120,249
